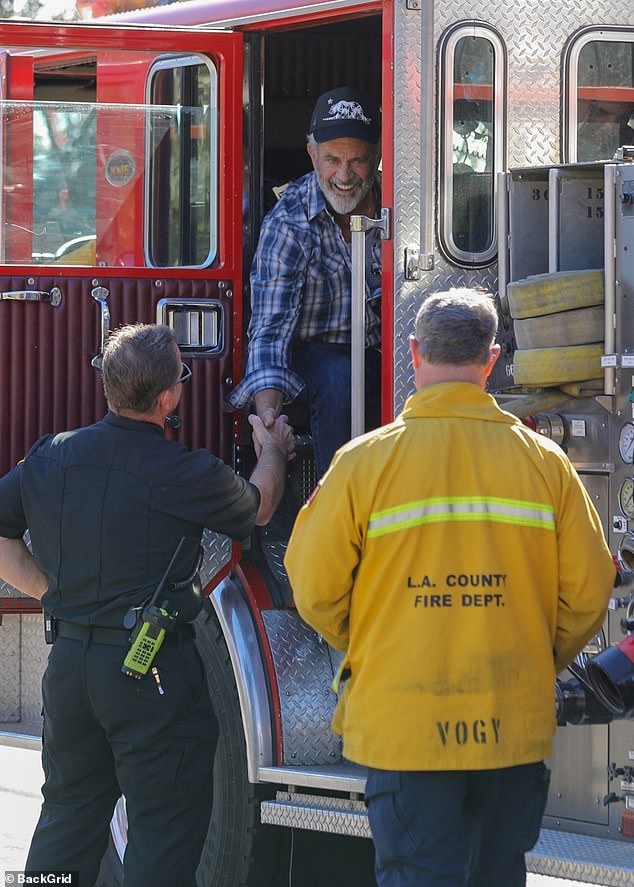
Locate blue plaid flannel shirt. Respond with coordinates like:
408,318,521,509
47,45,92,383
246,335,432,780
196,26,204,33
227,171,381,409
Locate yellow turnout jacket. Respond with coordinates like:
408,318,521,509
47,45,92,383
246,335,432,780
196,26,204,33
285,382,615,770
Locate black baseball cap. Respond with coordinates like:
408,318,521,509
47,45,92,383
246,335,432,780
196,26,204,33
308,87,381,144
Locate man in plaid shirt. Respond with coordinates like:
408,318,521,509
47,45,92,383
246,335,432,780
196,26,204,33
228,86,382,478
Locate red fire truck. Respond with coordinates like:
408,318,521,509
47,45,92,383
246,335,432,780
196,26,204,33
2,0,634,883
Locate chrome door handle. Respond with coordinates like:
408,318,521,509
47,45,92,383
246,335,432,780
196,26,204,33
0,286,62,306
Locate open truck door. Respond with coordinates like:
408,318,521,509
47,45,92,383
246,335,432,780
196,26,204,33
0,20,244,608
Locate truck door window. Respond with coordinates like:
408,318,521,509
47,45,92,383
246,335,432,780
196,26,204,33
439,23,506,267
1,49,218,268
565,29,634,162
145,55,218,268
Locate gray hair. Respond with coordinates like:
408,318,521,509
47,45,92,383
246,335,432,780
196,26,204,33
102,323,180,413
414,288,498,366
306,132,381,153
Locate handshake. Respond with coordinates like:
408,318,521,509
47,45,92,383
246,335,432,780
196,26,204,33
248,412,295,462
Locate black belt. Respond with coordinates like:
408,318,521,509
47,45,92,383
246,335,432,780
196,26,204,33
55,620,194,647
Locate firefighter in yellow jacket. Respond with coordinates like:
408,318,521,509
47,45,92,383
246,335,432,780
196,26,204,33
285,288,615,887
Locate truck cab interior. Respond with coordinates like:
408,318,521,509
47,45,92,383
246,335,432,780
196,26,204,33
239,14,383,604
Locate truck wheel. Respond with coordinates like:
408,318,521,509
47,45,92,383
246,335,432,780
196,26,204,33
195,602,289,886
96,601,289,887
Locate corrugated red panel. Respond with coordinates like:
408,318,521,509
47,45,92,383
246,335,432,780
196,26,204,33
0,274,233,477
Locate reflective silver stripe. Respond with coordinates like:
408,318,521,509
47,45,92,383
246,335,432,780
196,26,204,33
367,496,555,538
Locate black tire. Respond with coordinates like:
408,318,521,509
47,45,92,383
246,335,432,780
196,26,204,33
195,602,289,886
97,599,289,887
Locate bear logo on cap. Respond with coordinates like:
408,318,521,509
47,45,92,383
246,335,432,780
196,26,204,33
323,97,372,126
309,87,381,144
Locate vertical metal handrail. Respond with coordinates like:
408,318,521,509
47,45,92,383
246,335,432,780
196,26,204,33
604,163,617,397
91,286,111,369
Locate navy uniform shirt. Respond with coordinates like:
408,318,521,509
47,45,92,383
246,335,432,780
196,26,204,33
0,412,260,627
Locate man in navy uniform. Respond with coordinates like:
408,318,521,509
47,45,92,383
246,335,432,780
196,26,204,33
0,322,293,887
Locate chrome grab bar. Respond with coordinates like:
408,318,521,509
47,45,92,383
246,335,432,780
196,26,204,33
91,286,111,369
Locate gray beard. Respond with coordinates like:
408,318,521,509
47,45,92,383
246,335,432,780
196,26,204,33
317,173,374,215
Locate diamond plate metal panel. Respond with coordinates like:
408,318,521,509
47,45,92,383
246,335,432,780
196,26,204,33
199,529,231,588
0,615,21,722
0,614,46,730
0,576,28,600
262,609,343,765
20,615,48,727
392,0,426,414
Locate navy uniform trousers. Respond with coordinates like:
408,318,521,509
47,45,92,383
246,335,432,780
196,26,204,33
365,763,550,887
26,627,218,887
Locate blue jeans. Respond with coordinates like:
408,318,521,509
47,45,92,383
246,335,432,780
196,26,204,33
292,343,381,477
365,763,550,887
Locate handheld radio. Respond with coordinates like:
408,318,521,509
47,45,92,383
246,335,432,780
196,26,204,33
121,537,185,680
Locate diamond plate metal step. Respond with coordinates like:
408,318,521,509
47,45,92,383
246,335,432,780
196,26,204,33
258,763,366,794
529,830,634,885
259,765,634,884
261,791,370,838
